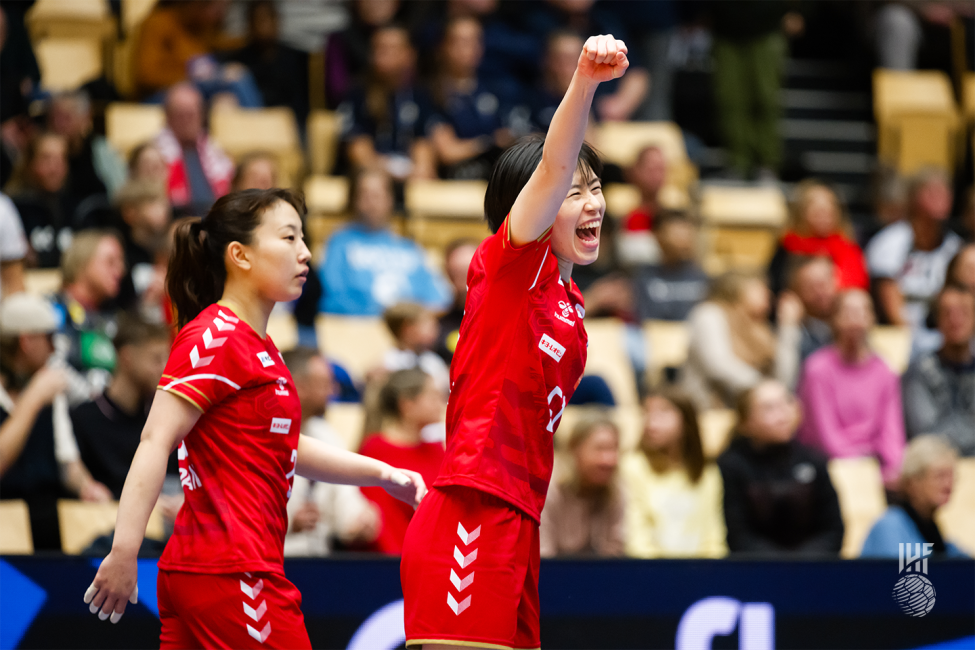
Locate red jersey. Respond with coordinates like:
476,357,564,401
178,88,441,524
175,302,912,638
157,304,301,575
359,435,445,554
434,217,588,522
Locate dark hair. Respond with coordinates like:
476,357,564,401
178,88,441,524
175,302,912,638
654,209,695,231
945,244,975,287
231,151,278,191
113,312,170,352
642,389,705,484
281,346,322,380
166,188,305,329
785,254,833,292
347,166,393,215
484,134,603,234
378,368,430,420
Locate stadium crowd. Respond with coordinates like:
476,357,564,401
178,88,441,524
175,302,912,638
0,0,973,562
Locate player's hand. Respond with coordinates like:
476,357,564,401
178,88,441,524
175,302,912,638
381,467,427,509
84,549,139,624
578,35,629,84
19,366,68,412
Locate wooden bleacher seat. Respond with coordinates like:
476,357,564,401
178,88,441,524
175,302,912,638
593,121,698,191
405,180,491,251
827,457,887,558
0,500,34,554
873,70,961,174
699,409,736,459
315,315,394,381
58,500,164,555
105,102,165,159
34,38,104,93
307,110,342,176
964,73,975,125
642,319,690,386
603,183,690,220
210,107,304,188
937,457,975,556
699,184,787,274
869,326,912,375
24,268,63,296
304,175,349,215
121,0,157,36
325,403,367,451
583,318,639,408
25,0,115,41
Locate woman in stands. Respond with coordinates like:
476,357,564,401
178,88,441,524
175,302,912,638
400,34,629,650
83,189,426,649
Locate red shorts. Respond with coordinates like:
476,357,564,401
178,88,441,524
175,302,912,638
158,569,311,649
401,485,541,650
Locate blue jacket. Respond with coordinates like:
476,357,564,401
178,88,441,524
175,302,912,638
319,224,451,316
860,506,968,558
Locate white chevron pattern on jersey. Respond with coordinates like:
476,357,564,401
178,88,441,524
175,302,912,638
447,592,472,615
218,310,240,323
457,522,481,545
244,599,267,622
240,578,264,600
202,327,227,349
447,520,480,615
453,546,477,569
189,345,213,368
246,622,271,644
213,316,236,332
449,568,474,592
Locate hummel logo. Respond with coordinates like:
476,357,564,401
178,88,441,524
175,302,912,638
453,546,477,569
450,568,474,592
246,622,271,644
447,592,472,615
240,579,264,600
243,600,267,622
457,522,481,545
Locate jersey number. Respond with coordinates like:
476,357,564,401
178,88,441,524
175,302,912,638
546,386,566,433
285,449,297,498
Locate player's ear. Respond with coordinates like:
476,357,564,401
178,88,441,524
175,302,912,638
225,241,252,272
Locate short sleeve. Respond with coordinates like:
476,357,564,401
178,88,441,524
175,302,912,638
0,194,28,262
158,310,247,412
477,215,553,288
865,224,909,279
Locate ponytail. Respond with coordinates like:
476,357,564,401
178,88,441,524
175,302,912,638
166,188,305,329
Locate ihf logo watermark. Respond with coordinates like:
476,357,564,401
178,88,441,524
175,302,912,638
893,543,936,617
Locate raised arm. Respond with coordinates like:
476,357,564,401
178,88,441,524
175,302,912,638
507,34,628,246
84,390,201,623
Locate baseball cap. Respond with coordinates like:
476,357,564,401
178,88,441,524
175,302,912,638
0,293,58,335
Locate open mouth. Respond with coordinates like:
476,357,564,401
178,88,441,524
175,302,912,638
575,219,601,246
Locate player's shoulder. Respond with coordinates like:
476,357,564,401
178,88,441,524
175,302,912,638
171,305,254,361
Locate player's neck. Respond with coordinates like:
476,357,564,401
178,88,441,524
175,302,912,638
557,257,573,284
217,285,273,339
383,420,423,447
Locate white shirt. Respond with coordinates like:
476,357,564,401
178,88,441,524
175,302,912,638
382,348,451,395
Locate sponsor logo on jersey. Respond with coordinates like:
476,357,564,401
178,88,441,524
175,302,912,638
275,377,289,396
575,304,585,319
257,351,275,367
270,418,291,434
538,334,565,362
554,300,576,326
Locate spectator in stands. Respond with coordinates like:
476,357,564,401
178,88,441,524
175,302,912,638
540,411,625,557
0,193,26,297
710,1,803,181
224,0,308,126
1,293,112,550
434,238,478,364
127,143,170,187
53,230,127,396
719,379,844,556
797,290,906,488
282,347,379,556
946,244,975,292
861,436,967,558
5,132,77,268
867,167,962,345
113,180,171,313
524,2,649,124
154,83,235,215
135,0,260,105
682,272,802,410
621,390,726,558
47,91,126,202
872,2,970,72
324,0,403,108
0,3,40,188
70,314,174,499
768,180,869,297
622,145,667,235
318,167,450,315
902,285,975,457
383,302,450,395
359,368,446,554
862,165,907,246
429,16,516,180
340,25,437,182
632,211,709,321
231,152,278,192
784,256,838,368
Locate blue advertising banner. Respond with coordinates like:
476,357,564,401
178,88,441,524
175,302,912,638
1,556,973,649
